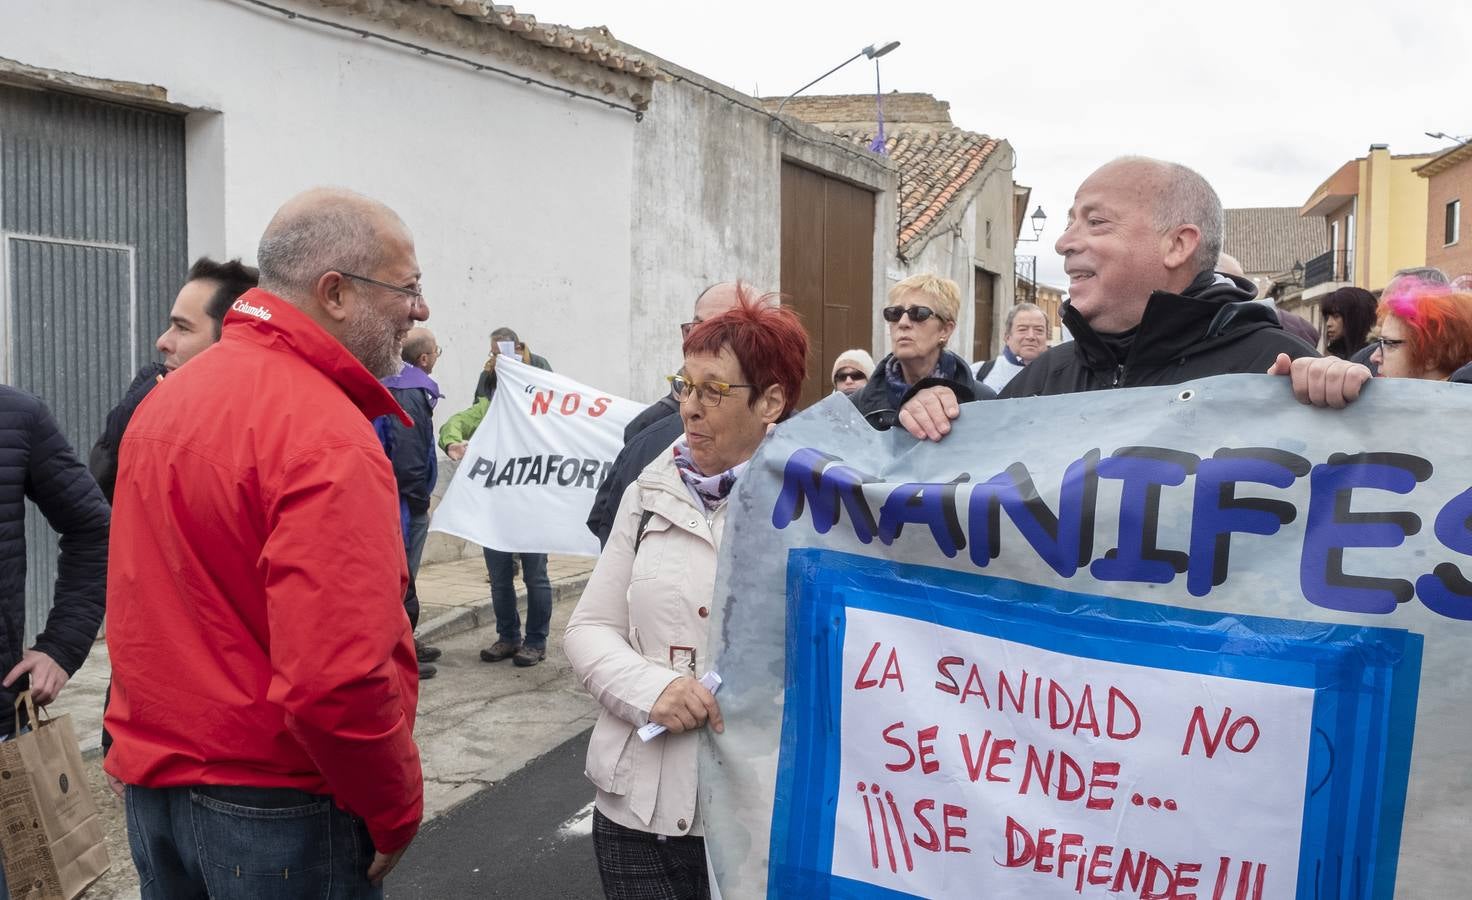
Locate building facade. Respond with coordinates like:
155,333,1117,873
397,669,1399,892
1415,142,1472,278
1299,144,1434,299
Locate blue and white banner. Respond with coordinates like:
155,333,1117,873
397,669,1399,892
701,376,1471,899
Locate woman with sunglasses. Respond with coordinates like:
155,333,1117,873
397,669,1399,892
851,273,991,428
1368,282,1472,381
565,298,807,900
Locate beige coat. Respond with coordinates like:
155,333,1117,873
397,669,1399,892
565,447,726,838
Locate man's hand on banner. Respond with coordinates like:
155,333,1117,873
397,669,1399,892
3,649,69,704
1268,353,1372,408
898,386,962,442
445,442,468,461
650,675,724,734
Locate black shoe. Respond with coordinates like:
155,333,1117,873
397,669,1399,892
480,640,522,662
512,645,546,667
418,662,437,680
415,639,442,663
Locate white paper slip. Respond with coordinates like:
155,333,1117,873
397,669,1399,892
638,671,723,742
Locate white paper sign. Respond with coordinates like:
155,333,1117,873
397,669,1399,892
833,607,1314,898
430,357,640,556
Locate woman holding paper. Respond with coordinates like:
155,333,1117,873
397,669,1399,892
565,297,807,899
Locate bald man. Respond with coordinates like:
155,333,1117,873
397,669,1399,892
378,327,444,678
106,188,428,896
900,157,1319,439
585,281,776,547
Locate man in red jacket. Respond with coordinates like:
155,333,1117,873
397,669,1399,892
105,188,428,898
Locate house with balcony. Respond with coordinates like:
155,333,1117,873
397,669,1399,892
1299,144,1435,299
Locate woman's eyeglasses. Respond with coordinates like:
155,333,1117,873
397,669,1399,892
667,374,755,407
882,305,939,324
1376,336,1407,353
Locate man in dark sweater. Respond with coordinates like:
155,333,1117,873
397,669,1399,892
89,257,258,500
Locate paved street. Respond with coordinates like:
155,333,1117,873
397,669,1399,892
388,728,602,899
53,552,600,900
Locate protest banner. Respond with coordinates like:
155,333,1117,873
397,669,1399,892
700,376,1470,899
430,357,640,556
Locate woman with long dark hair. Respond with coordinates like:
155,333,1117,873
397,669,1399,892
1318,286,1377,358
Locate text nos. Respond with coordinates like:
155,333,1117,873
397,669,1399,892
771,446,1472,621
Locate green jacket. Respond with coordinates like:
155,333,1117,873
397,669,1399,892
438,397,488,450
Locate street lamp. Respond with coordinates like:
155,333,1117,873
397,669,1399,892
1291,260,1305,286
1425,131,1471,144
775,41,901,117
1017,205,1047,242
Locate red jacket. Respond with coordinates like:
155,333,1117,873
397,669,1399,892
104,289,423,853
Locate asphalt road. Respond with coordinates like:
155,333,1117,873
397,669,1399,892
388,727,603,899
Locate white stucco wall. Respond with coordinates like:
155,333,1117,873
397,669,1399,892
626,60,897,402
0,0,636,412
900,200,979,362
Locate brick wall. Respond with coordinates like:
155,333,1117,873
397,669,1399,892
761,92,952,129
1425,157,1472,278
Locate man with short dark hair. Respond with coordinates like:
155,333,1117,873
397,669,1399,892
900,156,1318,438
106,188,427,896
88,257,259,501
378,327,443,678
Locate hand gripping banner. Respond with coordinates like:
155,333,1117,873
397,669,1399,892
700,375,1472,899
430,357,639,556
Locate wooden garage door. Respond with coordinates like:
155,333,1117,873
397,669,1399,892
780,162,875,410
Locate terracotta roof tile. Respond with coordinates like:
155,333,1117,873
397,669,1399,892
420,1,660,81
839,127,999,256
1223,207,1326,275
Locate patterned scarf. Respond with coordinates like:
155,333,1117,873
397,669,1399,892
671,441,745,512
884,351,969,408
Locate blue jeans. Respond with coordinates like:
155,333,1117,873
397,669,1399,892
403,511,430,629
483,549,551,648
125,784,380,899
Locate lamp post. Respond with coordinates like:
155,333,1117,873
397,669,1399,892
1015,206,1046,303
1425,131,1471,144
1016,205,1047,242
775,41,901,117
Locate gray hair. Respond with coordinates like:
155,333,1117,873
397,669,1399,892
1114,156,1223,275
1390,266,1449,286
1005,301,1045,334
256,188,398,301
401,328,435,363
490,326,519,343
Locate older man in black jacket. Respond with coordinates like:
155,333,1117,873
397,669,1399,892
0,386,109,723
899,156,1319,438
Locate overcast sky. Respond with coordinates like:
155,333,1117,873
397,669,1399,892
529,0,1467,288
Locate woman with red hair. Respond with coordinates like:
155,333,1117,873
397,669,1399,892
565,298,807,899
1369,284,1472,380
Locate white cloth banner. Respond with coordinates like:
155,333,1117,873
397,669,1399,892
430,357,641,556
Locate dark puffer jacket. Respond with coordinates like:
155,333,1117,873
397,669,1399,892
88,362,168,503
1001,272,1319,398
0,386,109,733
851,349,994,430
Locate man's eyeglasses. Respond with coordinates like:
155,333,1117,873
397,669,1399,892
339,272,424,303
667,374,755,407
1376,336,1407,353
882,305,939,324
833,369,866,384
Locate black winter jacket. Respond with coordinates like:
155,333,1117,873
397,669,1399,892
587,410,683,548
88,363,167,503
0,386,109,733
1000,272,1318,398
851,349,995,429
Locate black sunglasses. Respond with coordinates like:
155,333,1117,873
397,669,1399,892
833,369,866,383
882,305,939,324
